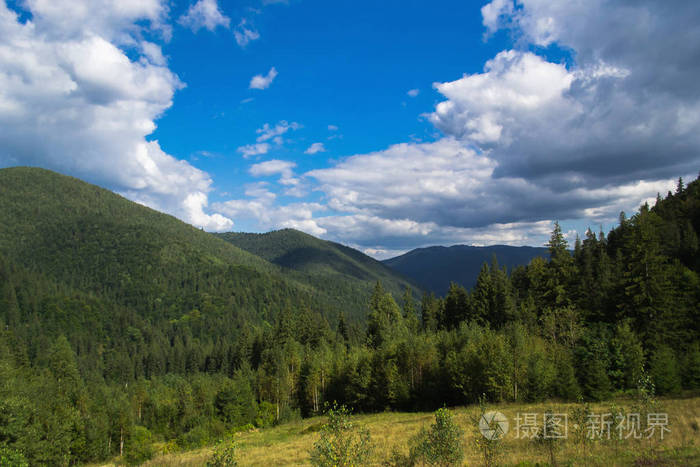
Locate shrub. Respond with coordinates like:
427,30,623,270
255,401,276,428
124,426,154,466
309,403,374,467
207,438,237,467
410,407,465,466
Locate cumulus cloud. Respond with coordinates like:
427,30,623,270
433,0,700,188
237,143,270,158
407,88,420,97
304,142,326,155
249,67,278,90
0,1,233,232
213,183,328,237
249,159,296,179
178,0,230,32
307,139,677,231
217,0,699,254
234,18,260,47
22,0,169,42
328,124,339,131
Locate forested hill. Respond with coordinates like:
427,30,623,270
383,244,550,295
0,167,406,322
218,229,418,300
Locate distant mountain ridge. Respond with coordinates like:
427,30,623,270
218,229,420,301
383,244,550,295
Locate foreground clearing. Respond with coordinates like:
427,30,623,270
96,396,700,466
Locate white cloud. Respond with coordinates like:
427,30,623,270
256,121,300,142
182,192,233,231
140,41,167,66
480,0,513,36
237,143,270,158
0,0,233,232
429,50,573,146
313,214,556,254
236,121,300,159
234,19,260,47
249,159,296,179
178,0,230,32
213,184,327,237
249,67,278,90
407,88,420,97
462,0,700,185
328,124,339,131
304,142,326,155
307,138,679,233
23,0,169,42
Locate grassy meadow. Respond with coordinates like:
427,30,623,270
92,396,700,466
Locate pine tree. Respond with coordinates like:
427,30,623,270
443,283,470,329
336,312,349,345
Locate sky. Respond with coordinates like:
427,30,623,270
1,0,699,259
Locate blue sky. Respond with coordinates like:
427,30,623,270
1,0,698,258
155,1,509,209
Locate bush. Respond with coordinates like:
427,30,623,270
178,424,212,450
207,438,237,467
255,401,276,428
124,426,154,466
309,404,374,467
410,407,464,466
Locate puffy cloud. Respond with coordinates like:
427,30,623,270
0,1,233,232
219,0,698,253
307,138,676,232
178,0,230,32
480,0,513,35
237,143,270,158
304,142,326,155
249,159,296,180
234,19,260,47
249,67,278,90
434,0,700,188
213,184,327,236
23,0,169,42
407,88,420,97
328,124,339,131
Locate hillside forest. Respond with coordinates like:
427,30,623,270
0,169,699,465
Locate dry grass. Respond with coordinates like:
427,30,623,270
94,396,700,466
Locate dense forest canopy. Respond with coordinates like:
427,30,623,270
0,167,699,465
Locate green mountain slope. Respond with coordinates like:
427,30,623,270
0,167,408,328
218,229,420,303
383,244,550,295
0,167,310,319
